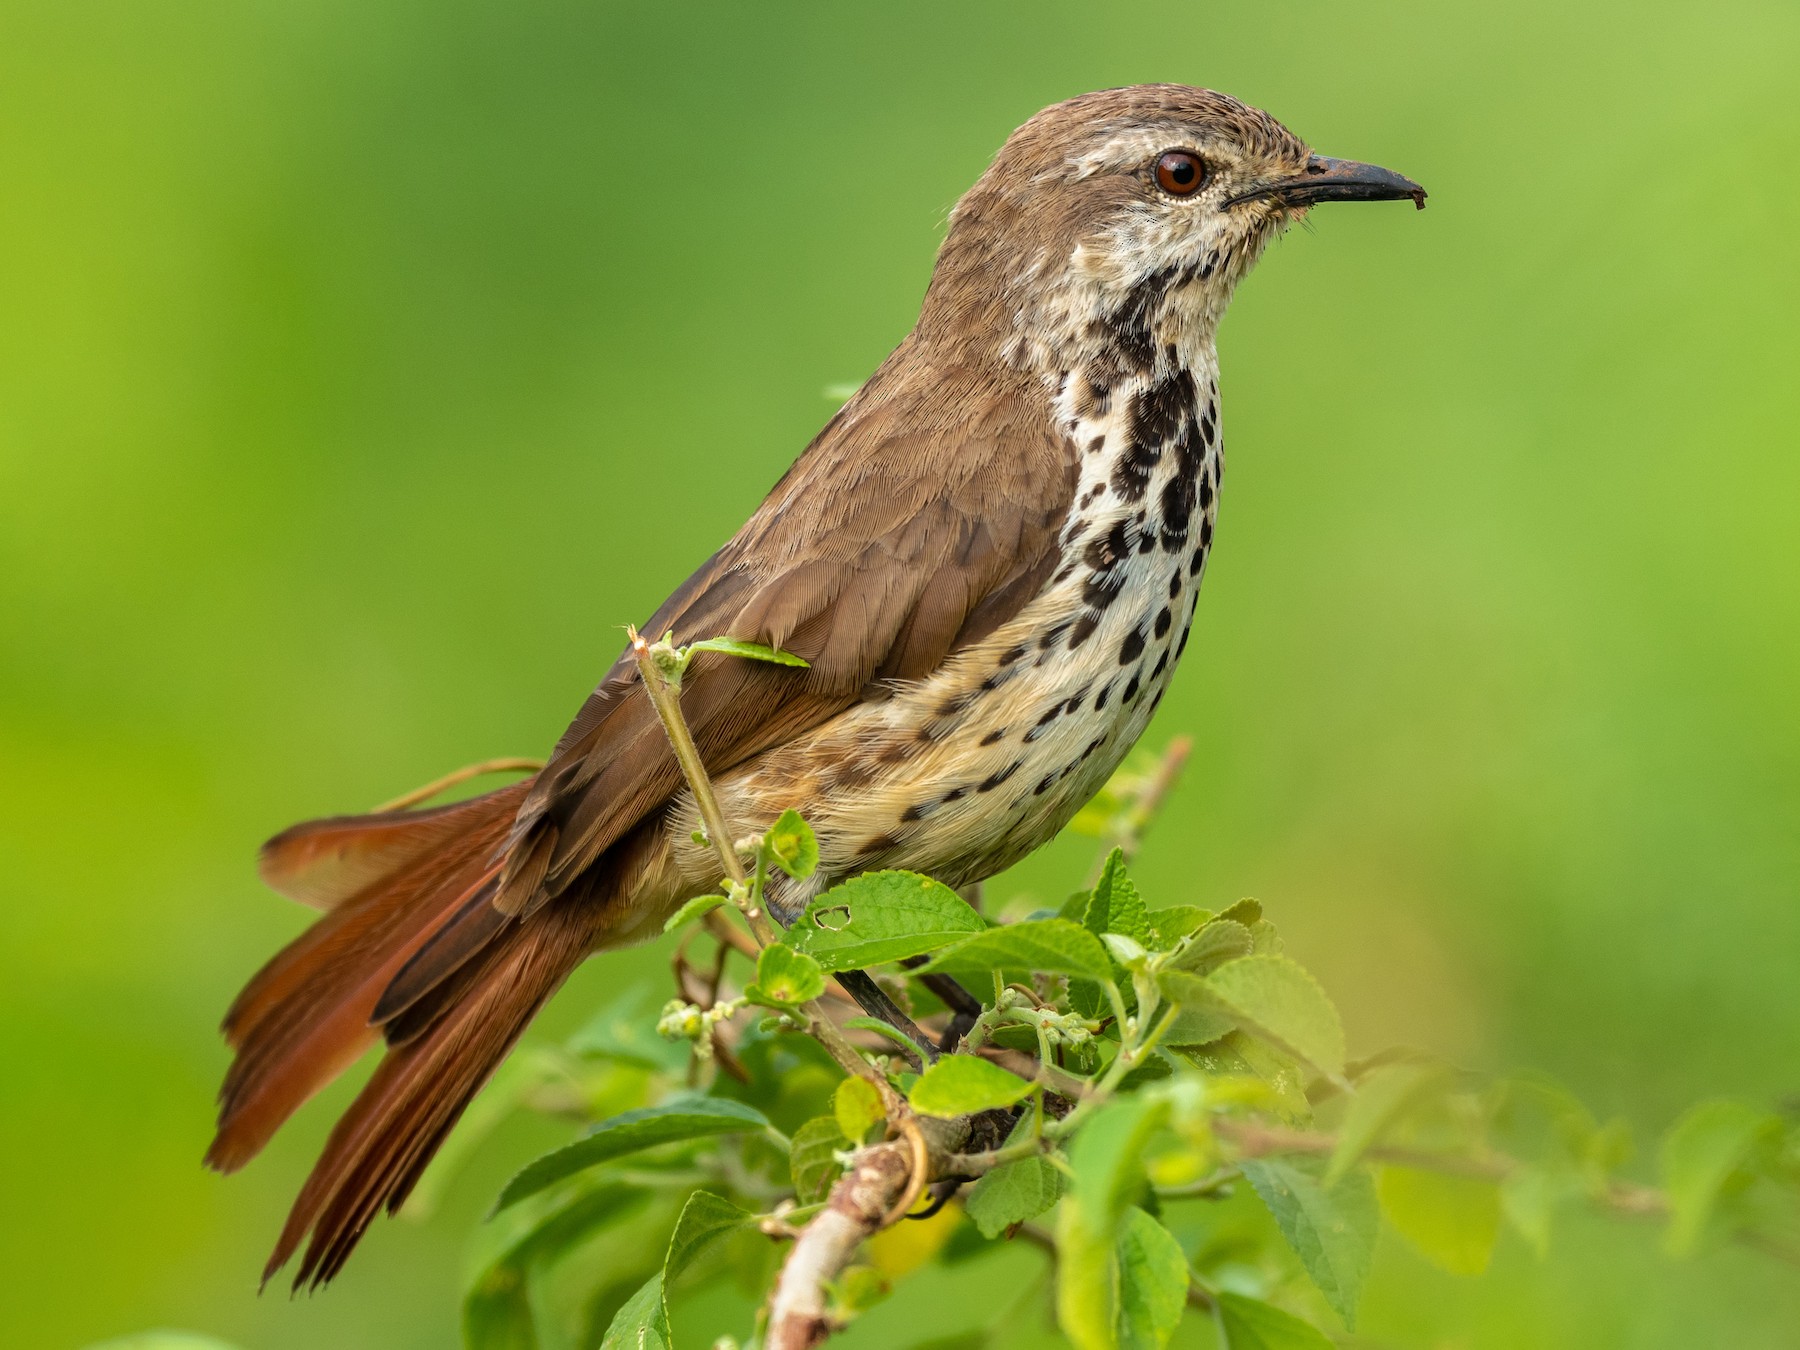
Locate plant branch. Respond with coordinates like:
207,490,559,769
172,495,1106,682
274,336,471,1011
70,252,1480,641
372,756,544,812
767,1141,912,1350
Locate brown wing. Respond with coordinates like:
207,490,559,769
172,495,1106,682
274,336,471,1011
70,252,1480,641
511,346,1079,905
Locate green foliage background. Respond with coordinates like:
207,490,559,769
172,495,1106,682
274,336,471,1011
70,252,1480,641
2,1,1796,1345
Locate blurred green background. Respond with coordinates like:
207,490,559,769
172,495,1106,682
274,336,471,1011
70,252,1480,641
3,0,1797,1345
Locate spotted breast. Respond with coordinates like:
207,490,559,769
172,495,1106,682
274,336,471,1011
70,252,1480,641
702,333,1224,919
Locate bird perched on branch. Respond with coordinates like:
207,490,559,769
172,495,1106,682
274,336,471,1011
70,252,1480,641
209,84,1425,1287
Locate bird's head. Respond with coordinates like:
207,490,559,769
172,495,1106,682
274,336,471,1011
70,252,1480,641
920,85,1424,375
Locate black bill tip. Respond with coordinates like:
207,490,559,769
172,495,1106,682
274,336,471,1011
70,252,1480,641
1232,154,1427,211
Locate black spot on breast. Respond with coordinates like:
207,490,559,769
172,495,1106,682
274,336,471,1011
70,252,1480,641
1188,547,1207,577
999,644,1027,667
1101,266,1176,373
1133,368,1195,448
1119,624,1146,665
979,668,1011,693
1176,627,1192,658
1168,570,1183,599
1081,568,1124,617
1040,620,1070,650
1148,688,1165,715
1116,368,1197,503
1080,735,1105,762
1199,474,1214,511
1034,773,1056,796
859,833,898,856
978,762,1021,793
1087,435,1105,454
1084,520,1130,571
1076,368,1114,419
938,691,976,716
1122,672,1142,703
1065,686,1089,715
900,801,932,823
1095,679,1115,710
1068,613,1099,648
1024,703,1062,743
1153,607,1172,638
1151,650,1168,679
979,728,1006,746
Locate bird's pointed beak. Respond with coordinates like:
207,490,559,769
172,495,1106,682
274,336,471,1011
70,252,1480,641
1230,154,1427,210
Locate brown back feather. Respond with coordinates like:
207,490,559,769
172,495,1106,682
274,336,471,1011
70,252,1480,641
512,351,1079,905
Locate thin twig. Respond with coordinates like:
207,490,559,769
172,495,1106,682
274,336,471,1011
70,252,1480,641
1120,734,1191,860
372,756,544,812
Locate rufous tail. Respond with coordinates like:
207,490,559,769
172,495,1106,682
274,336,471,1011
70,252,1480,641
206,779,593,1289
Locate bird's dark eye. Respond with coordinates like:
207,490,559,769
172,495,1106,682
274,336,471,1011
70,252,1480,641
1153,150,1206,197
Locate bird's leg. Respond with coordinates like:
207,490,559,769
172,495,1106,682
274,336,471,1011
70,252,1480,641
834,969,938,1067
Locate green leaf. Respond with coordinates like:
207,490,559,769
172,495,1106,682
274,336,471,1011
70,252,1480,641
1153,967,1238,1047
1145,904,1213,949
685,636,809,667
1205,955,1345,1080
1056,1096,1174,1349
790,1115,849,1203
1325,1060,1447,1185
834,1075,886,1143
463,1181,647,1350
918,918,1113,982
1173,1032,1311,1120
599,1274,670,1350
665,1189,754,1280
1240,1155,1376,1329
1165,919,1253,974
1085,848,1149,943
663,891,726,933
1376,1166,1501,1275
1659,1098,1781,1256
1499,1164,1565,1258
786,871,987,971
494,1097,771,1212
764,807,820,880
745,942,826,1007
909,1055,1031,1117
598,1191,751,1350
1214,897,1263,928
83,1337,247,1350
1213,1292,1336,1349
965,1155,1064,1237
1115,1207,1189,1350
1161,1008,1237,1047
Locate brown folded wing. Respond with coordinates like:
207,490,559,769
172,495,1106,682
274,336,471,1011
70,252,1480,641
512,347,1079,908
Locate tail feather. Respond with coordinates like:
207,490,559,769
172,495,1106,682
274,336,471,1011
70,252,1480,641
208,782,528,1174
267,901,594,1289
211,771,610,1288
257,790,518,912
